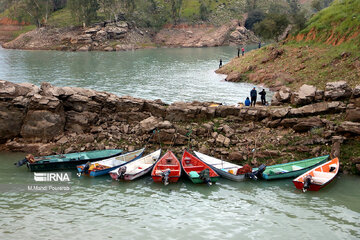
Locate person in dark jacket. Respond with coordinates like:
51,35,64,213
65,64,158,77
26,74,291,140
244,97,250,106
250,87,257,106
219,59,222,68
259,89,266,105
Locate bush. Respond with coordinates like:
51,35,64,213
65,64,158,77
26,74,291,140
245,9,265,30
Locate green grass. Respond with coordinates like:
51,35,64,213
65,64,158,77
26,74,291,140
300,0,360,47
46,8,81,27
341,139,360,174
12,25,36,38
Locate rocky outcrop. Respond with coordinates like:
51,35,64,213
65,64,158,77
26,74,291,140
0,80,358,174
324,81,352,100
155,20,258,48
291,84,317,106
2,21,153,51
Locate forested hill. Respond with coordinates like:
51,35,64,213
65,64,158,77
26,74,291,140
292,0,360,47
0,0,327,29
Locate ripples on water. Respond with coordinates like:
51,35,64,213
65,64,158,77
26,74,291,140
0,46,272,105
0,153,359,239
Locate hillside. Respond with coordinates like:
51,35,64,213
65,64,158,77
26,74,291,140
294,0,360,47
217,0,360,90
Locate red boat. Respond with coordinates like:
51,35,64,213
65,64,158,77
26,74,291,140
293,158,339,192
151,151,181,185
181,150,219,185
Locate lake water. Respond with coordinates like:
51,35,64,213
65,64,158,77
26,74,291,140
0,153,359,240
0,45,271,105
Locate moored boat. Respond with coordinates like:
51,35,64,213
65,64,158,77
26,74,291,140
259,155,329,180
77,148,145,177
293,158,339,192
151,151,181,185
109,149,161,181
194,151,252,181
181,150,219,185
15,149,123,171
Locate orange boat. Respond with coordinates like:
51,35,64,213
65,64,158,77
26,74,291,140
151,151,181,185
293,158,339,192
181,150,219,185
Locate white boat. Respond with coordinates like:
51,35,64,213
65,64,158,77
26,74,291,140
194,151,248,181
109,149,161,181
77,148,145,177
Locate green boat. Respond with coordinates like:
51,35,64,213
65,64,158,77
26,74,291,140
259,155,329,180
16,149,123,171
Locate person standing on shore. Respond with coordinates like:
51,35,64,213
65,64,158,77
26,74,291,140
237,47,240,57
258,42,261,48
241,47,245,56
259,89,266,105
219,59,222,68
250,87,257,107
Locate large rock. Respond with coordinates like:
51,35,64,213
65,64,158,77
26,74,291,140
228,151,243,162
21,110,65,140
345,106,360,122
337,121,360,135
324,81,352,100
291,84,317,106
65,111,98,133
353,85,360,98
140,116,161,132
105,26,127,39
0,107,25,142
273,86,292,103
0,80,39,99
216,134,231,147
289,101,345,117
291,117,324,132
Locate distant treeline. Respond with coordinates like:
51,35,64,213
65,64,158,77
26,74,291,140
1,0,334,39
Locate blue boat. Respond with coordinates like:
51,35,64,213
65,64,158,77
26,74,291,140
77,148,145,177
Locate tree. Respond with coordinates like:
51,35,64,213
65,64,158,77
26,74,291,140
311,0,334,12
254,14,289,41
22,0,53,27
170,0,182,24
245,0,258,11
245,9,265,30
68,0,99,27
199,0,210,21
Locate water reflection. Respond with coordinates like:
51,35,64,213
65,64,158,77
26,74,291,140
0,46,272,105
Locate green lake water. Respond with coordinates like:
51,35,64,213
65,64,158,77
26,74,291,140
0,153,359,240
0,45,271,104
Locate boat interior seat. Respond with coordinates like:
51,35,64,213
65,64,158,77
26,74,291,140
311,176,328,184
157,164,178,167
313,171,335,178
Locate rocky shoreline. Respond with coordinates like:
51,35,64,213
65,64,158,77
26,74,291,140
0,80,359,174
1,19,259,51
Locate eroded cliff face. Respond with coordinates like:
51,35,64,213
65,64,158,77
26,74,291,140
154,20,259,48
1,19,259,51
1,80,359,173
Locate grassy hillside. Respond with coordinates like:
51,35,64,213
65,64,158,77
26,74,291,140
295,0,360,48
218,0,359,90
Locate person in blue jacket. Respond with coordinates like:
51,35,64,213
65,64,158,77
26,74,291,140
245,97,250,106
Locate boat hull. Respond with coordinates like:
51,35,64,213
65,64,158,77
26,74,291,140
109,149,161,181
76,148,145,177
214,168,246,182
27,149,123,171
151,151,181,184
181,151,219,185
293,158,339,191
261,155,329,180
